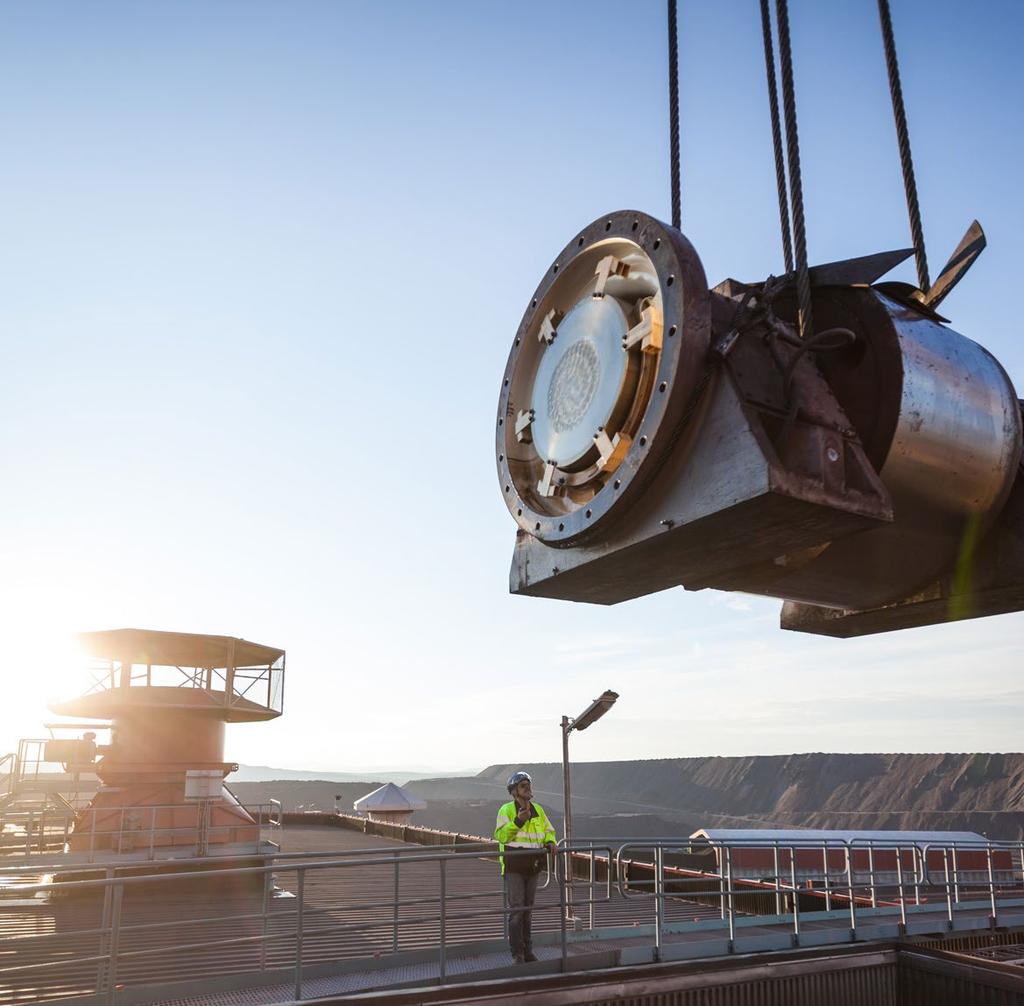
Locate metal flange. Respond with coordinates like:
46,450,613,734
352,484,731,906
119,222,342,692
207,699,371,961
496,210,710,545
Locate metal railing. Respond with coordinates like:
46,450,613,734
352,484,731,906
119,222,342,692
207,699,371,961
0,802,283,861
0,754,14,801
2,836,1023,1004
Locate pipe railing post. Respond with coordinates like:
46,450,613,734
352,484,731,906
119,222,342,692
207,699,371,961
653,846,664,962
987,845,998,928
588,843,596,931
719,846,726,920
725,845,735,952
294,869,305,1000
95,867,114,993
105,883,124,1006
942,848,954,930
773,843,782,916
392,851,400,953
895,849,907,935
822,844,831,912
952,846,961,904
260,868,271,971
789,852,800,946
558,849,568,968
438,858,447,981
868,845,877,909
845,843,856,940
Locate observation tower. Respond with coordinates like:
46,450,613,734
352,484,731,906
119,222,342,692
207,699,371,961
50,628,284,860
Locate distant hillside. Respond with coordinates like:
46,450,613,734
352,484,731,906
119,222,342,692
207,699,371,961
232,765,472,784
405,754,1024,840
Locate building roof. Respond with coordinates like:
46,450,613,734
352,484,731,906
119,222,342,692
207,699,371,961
691,828,988,844
353,782,427,813
77,629,284,668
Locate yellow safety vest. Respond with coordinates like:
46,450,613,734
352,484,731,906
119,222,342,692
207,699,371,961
494,800,556,874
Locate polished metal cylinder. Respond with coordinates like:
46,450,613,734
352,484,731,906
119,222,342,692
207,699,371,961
770,291,1021,609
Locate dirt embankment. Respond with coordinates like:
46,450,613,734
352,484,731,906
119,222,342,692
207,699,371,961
405,753,1024,840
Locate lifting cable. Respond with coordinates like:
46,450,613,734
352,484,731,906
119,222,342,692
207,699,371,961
758,0,794,275
669,0,928,337
877,0,929,290
772,0,814,341
667,0,682,230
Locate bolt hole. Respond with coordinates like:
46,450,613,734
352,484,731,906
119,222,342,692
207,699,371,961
504,378,509,386
667,275,675,286
669,325,677,338
498,418,503,426
499,454,504,462
577,236,584,247
631,220,638,231
553,263,559,273
640,436,647,446
531,299,537,308
558,522,565,531
605,220,612,231
613,479,621,489
535,522,541,531
517,508,522,516
504,484,510,492
653,238,661,250
515,338,520,346
585,509,592,519
659,381,667,393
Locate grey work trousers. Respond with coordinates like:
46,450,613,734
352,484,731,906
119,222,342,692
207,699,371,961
503,870,539,955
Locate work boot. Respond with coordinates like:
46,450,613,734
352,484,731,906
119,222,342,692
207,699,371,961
523,949,538,963
511,950,525,964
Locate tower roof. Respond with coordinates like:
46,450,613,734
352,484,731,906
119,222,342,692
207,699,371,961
78,629,284,668
353,783,427,813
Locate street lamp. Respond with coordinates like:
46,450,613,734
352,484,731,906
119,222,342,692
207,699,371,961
561,689,618,922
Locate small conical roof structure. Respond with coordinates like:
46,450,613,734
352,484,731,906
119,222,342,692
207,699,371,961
353,782,426,815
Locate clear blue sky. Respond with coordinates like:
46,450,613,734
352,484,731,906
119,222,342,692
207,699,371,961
1,1,1021,771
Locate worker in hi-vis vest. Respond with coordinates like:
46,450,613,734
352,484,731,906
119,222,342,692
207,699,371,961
494,770,557,964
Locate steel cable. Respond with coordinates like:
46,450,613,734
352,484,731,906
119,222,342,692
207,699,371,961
774,0,813,340
770,0,811,342
759,0,794,274
877,0,929,291
667,0,681,230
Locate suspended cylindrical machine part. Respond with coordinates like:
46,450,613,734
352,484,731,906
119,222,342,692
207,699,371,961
497,210,1023,625
758,287,1021,609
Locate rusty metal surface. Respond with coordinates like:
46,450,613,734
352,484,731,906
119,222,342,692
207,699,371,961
781,407,1024,636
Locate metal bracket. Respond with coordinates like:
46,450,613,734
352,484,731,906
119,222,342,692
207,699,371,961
538,309,564,345
623,302,662,355
593,255,629,298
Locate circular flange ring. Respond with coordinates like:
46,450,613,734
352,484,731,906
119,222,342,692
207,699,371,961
496,210,710,546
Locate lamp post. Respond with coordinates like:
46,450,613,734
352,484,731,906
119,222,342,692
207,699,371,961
561,689,618,923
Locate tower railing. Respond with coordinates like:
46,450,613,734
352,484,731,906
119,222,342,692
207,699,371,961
75,657,285,715
0,802,283,860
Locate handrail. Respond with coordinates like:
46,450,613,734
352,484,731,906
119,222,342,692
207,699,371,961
5,834,1024,1005
0,752,15,798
